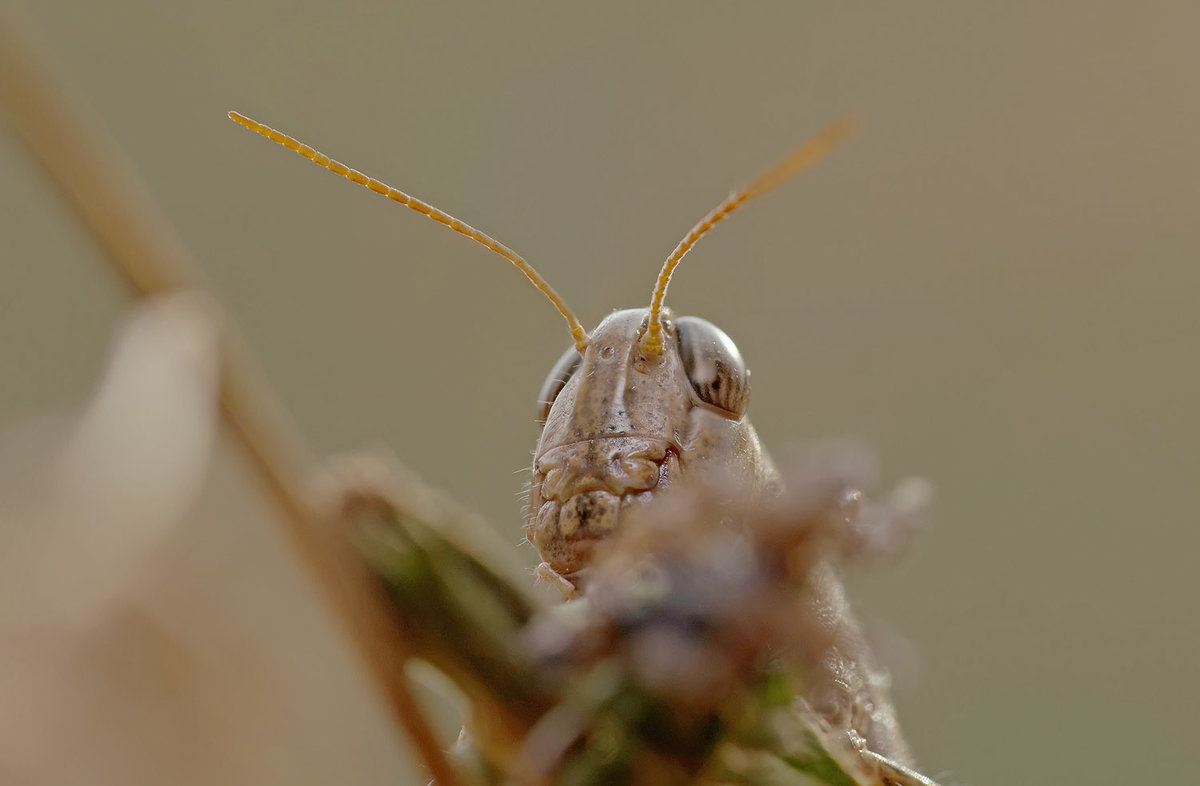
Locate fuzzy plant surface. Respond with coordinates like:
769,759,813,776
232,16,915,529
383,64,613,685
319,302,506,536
335,454,941,786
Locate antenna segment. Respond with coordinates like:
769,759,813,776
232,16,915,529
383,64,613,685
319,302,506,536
641,115,858,356
228,111,589,354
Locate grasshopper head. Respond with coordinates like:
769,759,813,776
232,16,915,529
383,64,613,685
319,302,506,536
528,308,775,592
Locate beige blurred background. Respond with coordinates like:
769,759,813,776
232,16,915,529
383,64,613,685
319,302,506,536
2,2,1198,784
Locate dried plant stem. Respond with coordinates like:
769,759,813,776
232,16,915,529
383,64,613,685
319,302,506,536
0,14,459,786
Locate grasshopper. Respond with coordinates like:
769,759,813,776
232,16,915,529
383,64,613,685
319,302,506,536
230,112,932,781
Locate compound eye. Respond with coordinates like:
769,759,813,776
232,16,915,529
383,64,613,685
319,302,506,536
675,316,750,419
536,345,581,425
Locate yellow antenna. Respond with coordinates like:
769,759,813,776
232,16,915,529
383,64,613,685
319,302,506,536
641,115,858,357
228,111,589,354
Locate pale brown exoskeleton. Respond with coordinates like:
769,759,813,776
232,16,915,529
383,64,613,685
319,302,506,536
527,305,780,589
229,112,933,780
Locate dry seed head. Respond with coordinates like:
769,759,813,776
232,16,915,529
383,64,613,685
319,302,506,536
641,115,859,357
227,111,589,354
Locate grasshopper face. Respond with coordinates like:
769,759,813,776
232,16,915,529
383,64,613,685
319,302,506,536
527,308,779,589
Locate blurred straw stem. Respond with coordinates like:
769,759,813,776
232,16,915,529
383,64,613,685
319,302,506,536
0,13,460,785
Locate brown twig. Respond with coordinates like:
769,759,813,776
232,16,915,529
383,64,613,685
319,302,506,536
0,13,460,785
